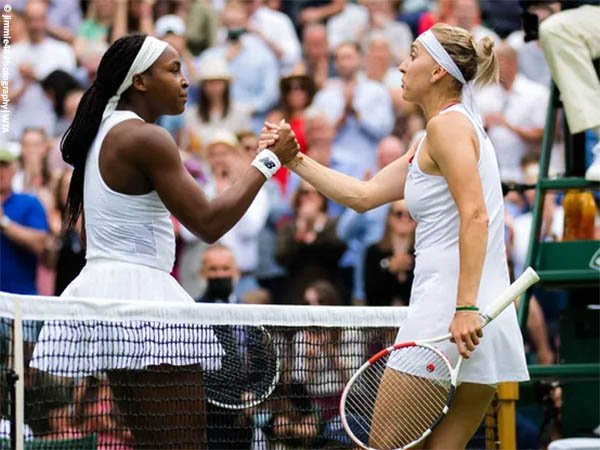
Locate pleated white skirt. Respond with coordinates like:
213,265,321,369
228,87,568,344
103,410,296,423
31,258,223,376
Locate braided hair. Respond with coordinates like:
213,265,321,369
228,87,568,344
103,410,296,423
61,34,146,231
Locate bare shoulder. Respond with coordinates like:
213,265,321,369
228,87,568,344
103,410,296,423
111,120,180,167
426,111,477,156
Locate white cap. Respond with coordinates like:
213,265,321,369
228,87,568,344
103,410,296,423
155,14,186,37
206,129,239,151
198,57,232,81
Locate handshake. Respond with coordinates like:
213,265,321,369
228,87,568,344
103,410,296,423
257,120,301,166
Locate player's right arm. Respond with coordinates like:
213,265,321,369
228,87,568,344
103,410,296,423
287,150,411,213
131,124,295,243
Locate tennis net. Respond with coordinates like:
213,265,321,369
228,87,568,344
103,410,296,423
0,292,501,450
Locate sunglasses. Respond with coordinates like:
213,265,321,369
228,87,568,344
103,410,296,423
390,210,408,219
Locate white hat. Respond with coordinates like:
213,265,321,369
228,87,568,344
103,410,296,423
205,129,239,151
198,57,232,81
155,14,186,37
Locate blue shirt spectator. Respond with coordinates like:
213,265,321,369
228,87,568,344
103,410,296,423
0,149,49,295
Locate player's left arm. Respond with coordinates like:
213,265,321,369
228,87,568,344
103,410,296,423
427,113,488,356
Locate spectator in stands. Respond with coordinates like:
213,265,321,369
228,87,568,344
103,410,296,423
282,0,345,37
73,40,108,88
260,381,322,449
182,57,251,152
74,0,113,57
40,70,82,137
273,67,317,193
301,23,335,90
8,0,77,140
72,376,134,449
416,0,457,35
13,129,52,202
202,130,269,299
0,147,49,296
358,0,413,64
46,0,82,43
312,41,394,179
454,0,500,42
364,31,404,91
337,135,406,304
195,243,241,304
46,168,85,296
477,41,548,183
195,243,257,449
184,0,218,56
364,199,416,306
293,279,364,445
275,180,346,304
111,0,155,41
198,1,279,132
243,0,302,74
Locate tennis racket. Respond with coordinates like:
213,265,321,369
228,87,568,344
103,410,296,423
204,324,280,409
340,267,539,450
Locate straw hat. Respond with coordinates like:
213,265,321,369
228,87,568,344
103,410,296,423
198,58,233,81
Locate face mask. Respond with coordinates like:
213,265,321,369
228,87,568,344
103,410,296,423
204,277,234,302
227,27,246,42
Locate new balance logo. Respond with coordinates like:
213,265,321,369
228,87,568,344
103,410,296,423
260,157,277,169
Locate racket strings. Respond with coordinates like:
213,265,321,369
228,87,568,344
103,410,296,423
343,346,453,450
204,325,279,408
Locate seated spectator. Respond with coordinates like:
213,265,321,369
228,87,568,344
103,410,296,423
275,181,346,304
477,41,548,183
0,147,49,296
243,0,302,74
364,200,416,306
74,0,113,59
40,70,82,138
312,41,394,177
198,1,279,132
182,57,252,153
8,0,77,140
273,67,317,193
301,23,336,90
46,168,85,296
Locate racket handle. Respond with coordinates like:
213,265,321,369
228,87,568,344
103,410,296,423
482,267,540,323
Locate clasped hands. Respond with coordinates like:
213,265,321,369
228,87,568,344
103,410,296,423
258,120,300,166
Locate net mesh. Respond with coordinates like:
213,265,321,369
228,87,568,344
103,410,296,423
0,292,499,450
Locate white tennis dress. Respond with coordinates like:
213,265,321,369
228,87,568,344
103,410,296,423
388,104,529,384
32,110,222,375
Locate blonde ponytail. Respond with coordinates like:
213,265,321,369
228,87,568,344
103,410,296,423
474,36,499,87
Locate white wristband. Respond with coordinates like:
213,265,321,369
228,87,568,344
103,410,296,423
251,149,281,180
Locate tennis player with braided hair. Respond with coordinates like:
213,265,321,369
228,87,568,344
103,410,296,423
32,34,298,449
261,24,529,448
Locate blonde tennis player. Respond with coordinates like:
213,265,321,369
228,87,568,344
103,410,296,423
261,24,529,449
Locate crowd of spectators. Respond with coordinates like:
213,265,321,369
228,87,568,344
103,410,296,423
0,0,598,448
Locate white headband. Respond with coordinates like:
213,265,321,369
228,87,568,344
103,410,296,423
102,36,169,121
417,30,484,131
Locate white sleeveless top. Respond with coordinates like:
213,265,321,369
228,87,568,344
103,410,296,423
405,104,505,260
83,110,175,272
392,104,529,384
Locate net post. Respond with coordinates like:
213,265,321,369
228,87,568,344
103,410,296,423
496,382,518,450
12,298,24,450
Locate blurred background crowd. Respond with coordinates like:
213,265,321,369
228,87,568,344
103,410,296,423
0,1,598,447
1,0,592,345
